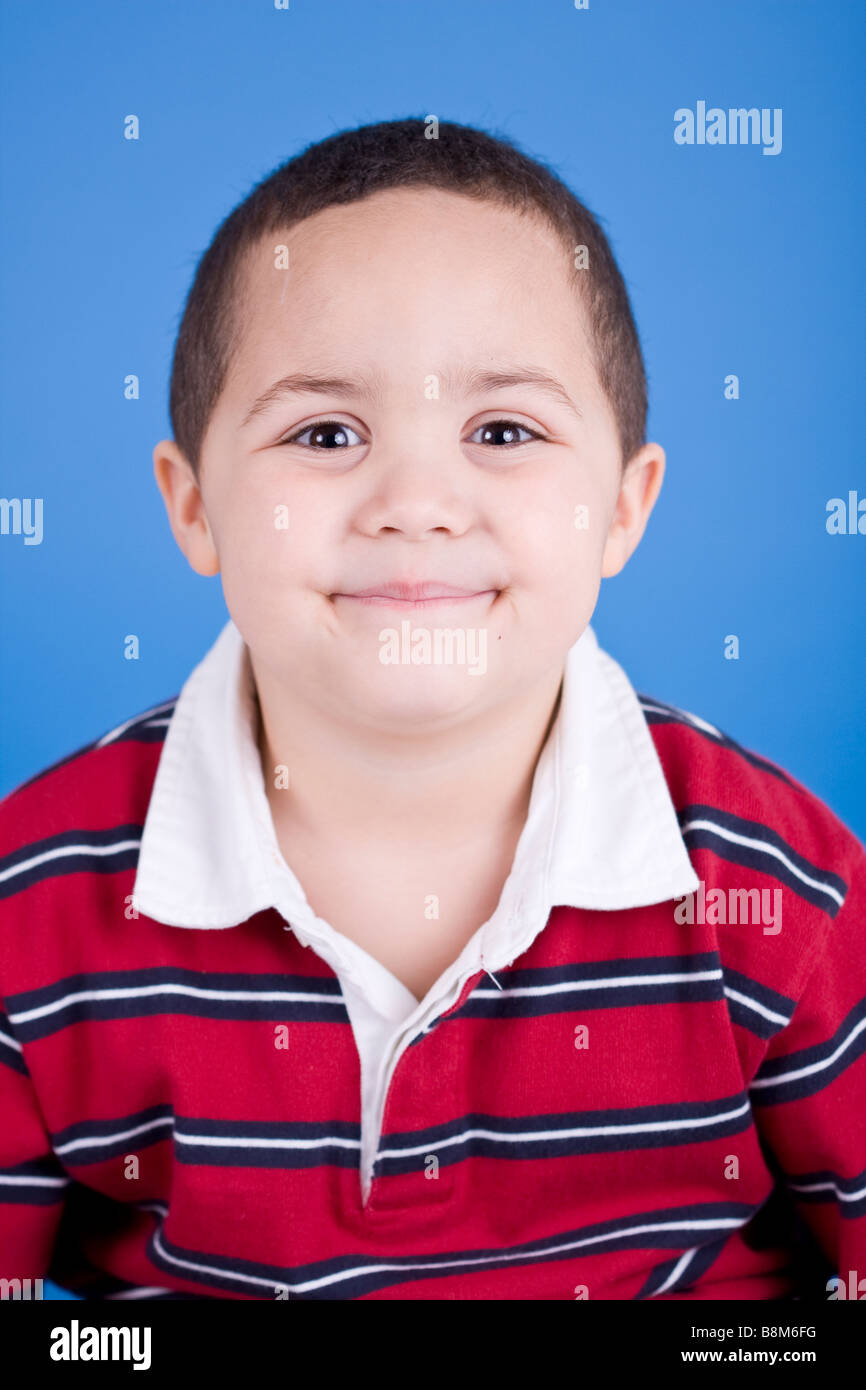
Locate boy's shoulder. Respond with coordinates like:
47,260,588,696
637,687,862,869
0,695,179,882
3,682,862,886
637,687,865,958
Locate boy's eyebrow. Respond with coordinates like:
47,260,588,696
239,364,582,427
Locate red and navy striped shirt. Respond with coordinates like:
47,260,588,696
1,670,864,1299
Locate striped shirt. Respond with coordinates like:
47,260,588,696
0,622,864,1300
133,619,702,1207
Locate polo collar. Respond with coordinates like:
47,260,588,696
133,619,699,944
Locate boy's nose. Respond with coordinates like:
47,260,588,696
353,453,476,539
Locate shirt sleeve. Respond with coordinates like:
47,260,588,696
0,995,69,1280
749,842,866,1297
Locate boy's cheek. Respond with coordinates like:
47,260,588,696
510,478,605,549
531,544,606,647
217,525,326,642
518,509,607,594
217,488,321,571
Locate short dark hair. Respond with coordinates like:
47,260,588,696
168,116,647,477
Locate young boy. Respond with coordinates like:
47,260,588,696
1,118,863,1302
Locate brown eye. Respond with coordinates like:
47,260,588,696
469,420,542,446
283,420,364,448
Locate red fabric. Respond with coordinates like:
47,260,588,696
0,708,863,1300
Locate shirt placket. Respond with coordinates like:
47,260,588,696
363,967,486,1215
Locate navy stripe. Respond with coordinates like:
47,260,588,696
638,695,795,786
145,1199,757,1300
0,1003,27,1075
0,954,795,1060
443,954,726,1022
750,996,866,1105
51,1105,176,1165
102,713,177,748
0,825,142,900
50,1106,362,1170
6,967,348,1041
410,954,727,1045
47,1091,754,1175
721,965,797,1040
635,1232,729,1299
678,804,848,917
172,1117,362,1172
0,1155,70,1206
785,1163,866,1220
373,1091,754,1178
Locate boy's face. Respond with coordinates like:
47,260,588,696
155,187,663,728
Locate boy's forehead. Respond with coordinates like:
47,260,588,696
249,184,568,269
239,189,578,323
227,188,598,404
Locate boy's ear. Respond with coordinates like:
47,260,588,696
600,442,665,579
152,439,220,577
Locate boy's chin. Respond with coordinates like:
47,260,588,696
344,667,493,728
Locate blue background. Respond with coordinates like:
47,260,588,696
0,0,863,1299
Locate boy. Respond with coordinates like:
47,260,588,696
1,118,863,1301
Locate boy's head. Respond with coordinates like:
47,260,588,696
154,117,664,728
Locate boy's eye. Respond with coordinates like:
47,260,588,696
281,420,364,449
467,419,543,447
279,417,543,450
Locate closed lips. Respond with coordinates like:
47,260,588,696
334,582,498,603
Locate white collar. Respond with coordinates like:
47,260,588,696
133,618,699,968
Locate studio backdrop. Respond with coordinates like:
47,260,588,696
0,0,864,1301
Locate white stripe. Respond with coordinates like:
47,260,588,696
377,1099,753,1163
471,968,722,999
10,982,340,1027
53,1115,359,1159
751,1014,866,1091
154,1215,745,1297
0,839,140,887
175,1131,360,1153
680,817,845,909
639,701,722,739
95,701,177,747
139,1200,168,1216
10,973,719,1028
55,1115,173,1157
0,1174,68,1188
788,1177,866,1203
650,1246,697,1296
723,986,790,1027
153,1229,290,1295
53,1098,751,1169
0,1029,23,1054
106,1287,177,1299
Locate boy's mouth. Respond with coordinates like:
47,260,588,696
331,581,500,609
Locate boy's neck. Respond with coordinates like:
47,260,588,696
251,660,564,856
